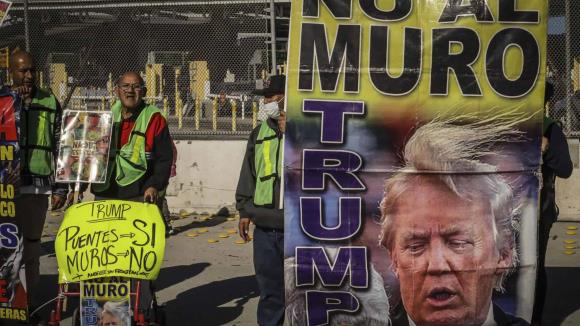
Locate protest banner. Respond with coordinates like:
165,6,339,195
80,278,131,326
55,200,165,283
56,110,112,183
0,90,27,322
0,1,11,27
284,1,547,325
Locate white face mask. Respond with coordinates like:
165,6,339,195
262,101,280,120
261,96,284,120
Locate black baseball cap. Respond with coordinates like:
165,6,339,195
253,75,286,97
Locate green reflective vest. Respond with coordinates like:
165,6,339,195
254,122,282,206
93,102,161,192
22,88,57,176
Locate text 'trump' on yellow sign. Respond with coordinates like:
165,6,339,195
55,200,166,283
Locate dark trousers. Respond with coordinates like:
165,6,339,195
15,194,49,307
253,226,284,326
532,218,553,323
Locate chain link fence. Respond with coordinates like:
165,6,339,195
548,0,580,137
4,1,576,137
0,0,278,139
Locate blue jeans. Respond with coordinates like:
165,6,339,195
253,226,285,326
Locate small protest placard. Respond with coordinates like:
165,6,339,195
0,1,11,26
80,278,131,326
56,110,112,183
55,200,165,283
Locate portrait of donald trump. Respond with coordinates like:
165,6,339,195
379,119,530,326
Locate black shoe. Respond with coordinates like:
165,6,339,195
165,225,177,237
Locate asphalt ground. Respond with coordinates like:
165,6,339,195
26,213,580,326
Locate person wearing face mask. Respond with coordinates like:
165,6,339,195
236,75,286,326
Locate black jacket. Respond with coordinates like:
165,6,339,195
541,122,573,224
235,118,284,230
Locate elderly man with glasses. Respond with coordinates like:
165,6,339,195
91,71,172,206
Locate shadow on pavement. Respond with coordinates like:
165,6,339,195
543,267,580,325
155,262,211,292
41,240,56,257
164,275,259,325
176,215,230,233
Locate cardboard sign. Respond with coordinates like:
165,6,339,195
55,200,165,283
0,91,27,322
56,110,113,183
284,1,547,325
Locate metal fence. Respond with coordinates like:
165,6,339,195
3,1,577,137
547,0,580,137
0,0,278,139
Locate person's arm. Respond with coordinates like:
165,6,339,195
236,127,259,241
143,114,173,196
544,123,574,178
51,99,69,200
236,127,259,218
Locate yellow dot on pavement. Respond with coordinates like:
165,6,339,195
187,232,198,238
564,250,576,255
227,229,237,234
235,240,247,245
565,245,576,250
564,239,577,244
567,226,578,230
566,231,577,236
219,234,229,238
207,239,219,243
197,229,208,233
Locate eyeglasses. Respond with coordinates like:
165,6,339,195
118,83,143,92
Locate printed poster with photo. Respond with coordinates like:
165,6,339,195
0,1,11,26
56,110,112,183
80,279,131,326
284,1,547,326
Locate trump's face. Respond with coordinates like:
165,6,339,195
388,179,511,326
101,311,122,326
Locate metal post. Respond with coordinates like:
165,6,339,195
231,100,237,132
195,98,200,130
241,95,246,120
252,101,258,129
24,0,30,51
269,0,277,74
212,97,218,131
565,0,572,132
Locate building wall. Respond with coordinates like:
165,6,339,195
166,140,247,214
167,139,580,220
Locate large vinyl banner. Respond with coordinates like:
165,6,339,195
0,92,27,322
284,1,547,326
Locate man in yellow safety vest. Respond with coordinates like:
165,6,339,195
9,50,68,321
236,75,286,326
